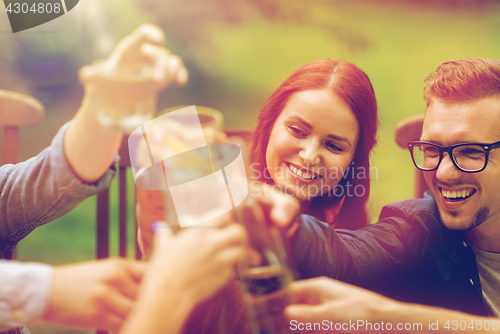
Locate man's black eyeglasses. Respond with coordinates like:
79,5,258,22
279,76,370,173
408,140,500,173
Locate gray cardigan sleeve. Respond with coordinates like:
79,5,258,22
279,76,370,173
0,122,117,258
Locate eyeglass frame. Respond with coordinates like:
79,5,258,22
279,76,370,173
407,140,500,173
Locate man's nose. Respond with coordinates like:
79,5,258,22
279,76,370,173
435,153,461,182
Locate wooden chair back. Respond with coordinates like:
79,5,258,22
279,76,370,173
0,89,45,165
394,114,428,198
96,134,141,261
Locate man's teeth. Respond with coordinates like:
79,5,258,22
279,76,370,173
442,189,471,199
288,164,318,180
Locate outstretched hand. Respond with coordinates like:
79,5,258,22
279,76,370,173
120,217,247,334
245,182,302,240
284,277,400,333
79,24,188,90
284,277,499,334
146,219,248,304
42,258,145,332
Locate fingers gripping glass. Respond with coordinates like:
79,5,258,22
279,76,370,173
408,141,500,173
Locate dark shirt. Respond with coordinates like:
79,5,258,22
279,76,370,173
294,192,488,316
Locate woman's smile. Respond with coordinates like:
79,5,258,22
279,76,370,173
266,89,359,202
286,162,321,180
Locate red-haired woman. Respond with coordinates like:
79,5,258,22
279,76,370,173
248,59,378,229
135,59,379,333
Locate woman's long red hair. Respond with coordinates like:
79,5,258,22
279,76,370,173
248,59,378,229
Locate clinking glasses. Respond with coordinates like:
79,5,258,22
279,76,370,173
408,141,500,173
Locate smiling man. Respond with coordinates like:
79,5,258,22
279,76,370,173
418,88,500,246
293,58,500,318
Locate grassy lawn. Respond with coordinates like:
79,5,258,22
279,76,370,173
12,2,500,332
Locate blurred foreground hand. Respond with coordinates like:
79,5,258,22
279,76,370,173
79,23,188,90
284,277,498,334
284,277,397,332
120,218,247,334
242,182,302,240
42,258,145,332
66,24,188,182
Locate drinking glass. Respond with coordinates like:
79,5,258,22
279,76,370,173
93,61,157,133
237,203,295,334
132,106,248,230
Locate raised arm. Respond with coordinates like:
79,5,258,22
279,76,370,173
0,24,187,257
66,24,188,183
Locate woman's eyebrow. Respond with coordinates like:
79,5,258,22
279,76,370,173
286,115,352,147
286,115,312,129
326,134,352,147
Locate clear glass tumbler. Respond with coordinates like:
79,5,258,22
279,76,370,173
93,61,157,133
236,203,295,334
